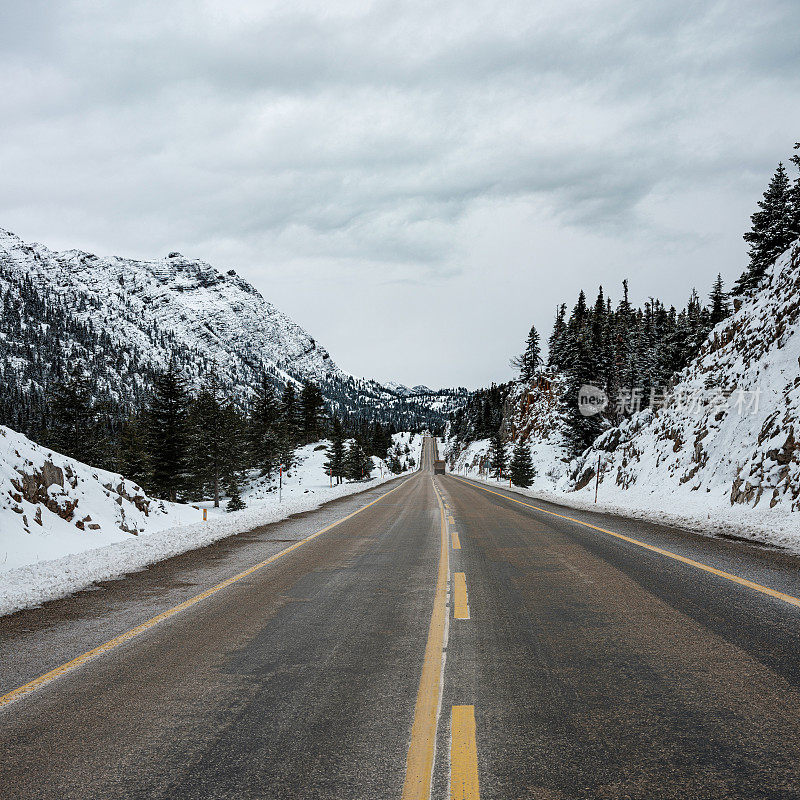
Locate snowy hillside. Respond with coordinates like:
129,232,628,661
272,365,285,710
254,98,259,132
0,424,187,571
446,377,570,487
448,241,800,549
569,241,800,520
0,227,465,428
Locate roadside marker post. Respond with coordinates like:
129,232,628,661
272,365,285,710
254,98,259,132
202,508,207,522
594,453,601,503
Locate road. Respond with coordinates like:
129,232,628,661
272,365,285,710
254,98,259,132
2,437,800,798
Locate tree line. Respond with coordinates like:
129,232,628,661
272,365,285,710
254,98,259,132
546,277,728,455
451,253,733,460
43,365,414,509
733,141,800,295
451,141,800,462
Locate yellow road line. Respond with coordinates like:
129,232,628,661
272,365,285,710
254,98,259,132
453,573,470,620
452,477,800,610
0,477,412,712
402,480,449,799
448,515,455,525
451,705,480,799
451,532,461,550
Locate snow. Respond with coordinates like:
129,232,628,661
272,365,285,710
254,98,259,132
455,469,800,554
0,226,465,421
0,425,187,571
0,427,421,617
0,227,338,397
443,241,800,552
561,240,800,550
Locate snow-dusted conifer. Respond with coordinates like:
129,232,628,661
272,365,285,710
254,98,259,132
488,428,507,478
324,416,347,484
511,324,542,383
735,162,795,295
147,366,190,502
509,440,536,488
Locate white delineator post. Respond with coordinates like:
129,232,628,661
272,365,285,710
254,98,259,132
594,453,601,503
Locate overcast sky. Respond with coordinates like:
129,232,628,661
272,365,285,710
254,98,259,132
1,0,799,388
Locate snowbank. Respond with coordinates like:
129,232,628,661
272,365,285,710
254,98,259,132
0,428,422,617
0,425,189,572
459,471,800,553
445,432,800,552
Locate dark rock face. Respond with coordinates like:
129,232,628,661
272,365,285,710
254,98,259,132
15,461,78,522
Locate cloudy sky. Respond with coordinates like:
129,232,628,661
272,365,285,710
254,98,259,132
2,0,799,388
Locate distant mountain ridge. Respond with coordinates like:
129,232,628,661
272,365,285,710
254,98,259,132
0,227,465,433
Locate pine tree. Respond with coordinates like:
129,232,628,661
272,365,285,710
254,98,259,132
117,413,150,489
187,382,240,507
345,439,372,481
370,421,392,460
561,328,605,456
324,416,347,484
248,375,279,476
734,162,794,295
547,304,568,370
511,324,542,382
47,368,96,462
147,367,190,502
509,440,536,488
614,280,634,392
387,441,405,474
278,382,300,469
589,287,610,395
226,479,247,512
708,274,731,325
300,380,326,444
488,428,507,479
790,142,800,240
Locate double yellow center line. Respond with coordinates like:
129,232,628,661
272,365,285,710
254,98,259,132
401,480,450,799
402,482,480,799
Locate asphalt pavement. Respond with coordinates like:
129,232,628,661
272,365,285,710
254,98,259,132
2,437,800,799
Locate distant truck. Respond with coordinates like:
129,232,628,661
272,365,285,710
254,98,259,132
434,459,446,474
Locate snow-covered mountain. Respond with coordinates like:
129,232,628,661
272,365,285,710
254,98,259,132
0,227,337,385
0,227,465,428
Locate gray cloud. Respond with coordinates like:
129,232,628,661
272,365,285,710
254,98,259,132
1,0,799,386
